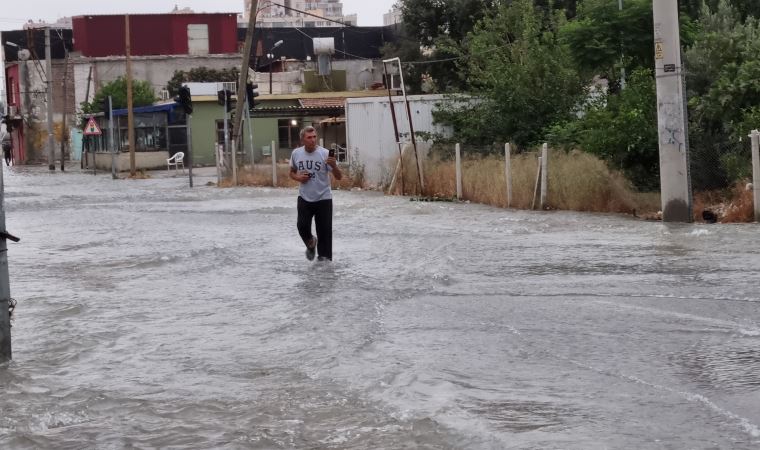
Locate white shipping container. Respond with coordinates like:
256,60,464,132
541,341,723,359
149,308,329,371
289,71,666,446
346,94,453,188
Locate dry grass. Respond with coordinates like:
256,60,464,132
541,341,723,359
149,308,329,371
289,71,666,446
219,160,364,190
695,181,755,223
391,150,660,216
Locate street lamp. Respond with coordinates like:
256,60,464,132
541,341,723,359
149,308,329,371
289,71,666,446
267,40,284,94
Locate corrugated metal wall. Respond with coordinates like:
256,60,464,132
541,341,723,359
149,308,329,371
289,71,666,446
72,14,237,58
346,94,451,188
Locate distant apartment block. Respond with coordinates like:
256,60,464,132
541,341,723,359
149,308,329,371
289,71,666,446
383,7,402,26
244,0,357,27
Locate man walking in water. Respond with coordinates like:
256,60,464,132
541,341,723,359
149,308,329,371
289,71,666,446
1,125,12,166
289,126,342,261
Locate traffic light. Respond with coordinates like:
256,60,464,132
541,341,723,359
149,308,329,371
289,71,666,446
101,96,111,117
217,90,225,106
246,82,259,110
174,86,193,115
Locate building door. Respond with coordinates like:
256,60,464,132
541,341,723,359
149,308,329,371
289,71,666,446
187,24,209,56
168,125,187,157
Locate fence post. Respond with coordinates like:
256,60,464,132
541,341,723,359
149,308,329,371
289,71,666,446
271,140,277,187
540,143,548,209
505,143,513,208
455,143,462,200
751,129,760,222
532,156,542,210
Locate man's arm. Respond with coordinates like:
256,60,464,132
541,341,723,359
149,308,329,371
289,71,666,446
327,157,342,180
290,166,309,183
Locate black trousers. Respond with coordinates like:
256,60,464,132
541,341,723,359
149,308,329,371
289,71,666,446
297,196,333,260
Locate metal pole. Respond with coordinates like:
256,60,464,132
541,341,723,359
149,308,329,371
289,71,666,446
187,114,194,188
750,129,760,222
223,97,230,179
394,57,424,194
505,143,513,208
126,15,136,177
382,61,404,195
619,0,626,89
109,96,116,179
0,164,12,361
653,0,692,222
455,143,462,200
540,143,548,209
271,139,277,186
60,48,70,172
245,97,254,167
45,27,55,171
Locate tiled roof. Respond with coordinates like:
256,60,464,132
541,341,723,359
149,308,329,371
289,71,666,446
299,98,346,108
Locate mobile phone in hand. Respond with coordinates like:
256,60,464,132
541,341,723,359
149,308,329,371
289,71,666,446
328,147,335,158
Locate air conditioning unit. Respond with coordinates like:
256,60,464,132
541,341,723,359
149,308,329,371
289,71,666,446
160,89,170,100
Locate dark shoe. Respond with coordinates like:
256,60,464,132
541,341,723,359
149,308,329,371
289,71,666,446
317,256,331,261
305,237,317,261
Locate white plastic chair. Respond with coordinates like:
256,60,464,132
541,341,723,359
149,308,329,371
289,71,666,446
167,151,185,174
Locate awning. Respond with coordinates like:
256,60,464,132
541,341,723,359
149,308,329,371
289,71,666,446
111,102,178,117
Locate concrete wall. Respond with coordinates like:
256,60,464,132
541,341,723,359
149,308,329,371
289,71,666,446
72,54,242,109
91,150,170,171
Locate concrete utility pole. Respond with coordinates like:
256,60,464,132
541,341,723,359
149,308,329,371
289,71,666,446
45,28,55,171
231,0,260,186
1,165,13,361
126,15,136,177
653,0,692,222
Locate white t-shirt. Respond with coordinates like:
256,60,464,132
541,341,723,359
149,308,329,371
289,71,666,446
289,145,333,202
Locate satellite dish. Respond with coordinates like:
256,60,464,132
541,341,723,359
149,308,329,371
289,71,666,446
357,70,372,89
18,49,31,61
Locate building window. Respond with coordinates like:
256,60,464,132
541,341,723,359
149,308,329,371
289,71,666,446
278,118,301,150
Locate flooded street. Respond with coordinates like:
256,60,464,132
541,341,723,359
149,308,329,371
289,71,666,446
1,165,759,449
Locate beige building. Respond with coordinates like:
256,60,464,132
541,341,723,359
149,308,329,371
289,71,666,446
243,0,357,27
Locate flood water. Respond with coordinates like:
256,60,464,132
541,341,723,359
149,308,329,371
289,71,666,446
1,165,759,449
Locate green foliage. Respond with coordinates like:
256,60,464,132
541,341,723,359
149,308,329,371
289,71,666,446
395,0,498,92
166,67,240,96
561,0,696,87
80,77,156,115
548,68,659,190
433,0,584,147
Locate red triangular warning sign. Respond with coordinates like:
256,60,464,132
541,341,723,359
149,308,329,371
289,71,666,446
83,117,102,136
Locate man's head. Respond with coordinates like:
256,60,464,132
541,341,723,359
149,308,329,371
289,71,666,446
300,126,318,151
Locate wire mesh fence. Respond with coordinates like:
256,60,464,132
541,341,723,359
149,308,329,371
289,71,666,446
690,138,753,192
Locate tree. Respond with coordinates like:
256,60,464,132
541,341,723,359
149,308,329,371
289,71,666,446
80,77,155,114
561,0,696,88
166,67,240,96
395,0,497,92
434,0,584,147
549,69,659,190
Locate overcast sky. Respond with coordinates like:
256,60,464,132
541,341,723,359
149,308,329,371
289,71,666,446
0,0,398,31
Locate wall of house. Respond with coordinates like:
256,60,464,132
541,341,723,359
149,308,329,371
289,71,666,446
189,101,223,166
72,55,241,110
346,94,454,188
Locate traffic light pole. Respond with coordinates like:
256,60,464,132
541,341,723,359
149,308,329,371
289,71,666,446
187,114,193,188
245,97,254,166
231,0,260,186
108,96,116,179
223,95,230,178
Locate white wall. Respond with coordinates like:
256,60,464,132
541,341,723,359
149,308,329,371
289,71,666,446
72,54,242,108
346,94,453,188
